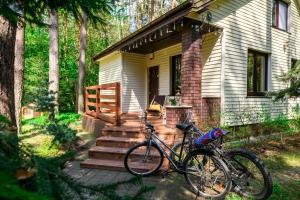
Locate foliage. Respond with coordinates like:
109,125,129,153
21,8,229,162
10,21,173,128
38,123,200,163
262,113,290,134
1,118,153,200
169,98,177,106
23,113,81,127
46,122,77,149
0,173,51,200
0,114,12,127
269,60,300,101
289,104,300,132
24,19,102,113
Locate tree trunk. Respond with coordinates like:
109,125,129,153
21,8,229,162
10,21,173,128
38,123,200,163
77,12,87,114
149,0,155,21
49,9,59,113
0,16,17,126
14,20,25,133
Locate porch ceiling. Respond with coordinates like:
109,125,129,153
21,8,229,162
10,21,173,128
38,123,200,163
123,18,220,54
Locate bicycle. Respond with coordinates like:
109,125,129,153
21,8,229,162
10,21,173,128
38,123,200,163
124,112,233,199
170,113,273,200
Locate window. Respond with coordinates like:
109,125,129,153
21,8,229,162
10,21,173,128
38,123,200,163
247,50,268,96
171,55,182,95
291,59,299,69
272,0,288,31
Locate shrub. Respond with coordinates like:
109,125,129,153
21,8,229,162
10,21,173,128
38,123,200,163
46,122,77,150
262,113,290,134
289,105,300,132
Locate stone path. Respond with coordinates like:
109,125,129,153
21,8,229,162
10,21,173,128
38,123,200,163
64,161,199,200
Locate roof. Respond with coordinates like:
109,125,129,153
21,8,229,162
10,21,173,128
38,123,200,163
93,1,195,61
94,0,215,61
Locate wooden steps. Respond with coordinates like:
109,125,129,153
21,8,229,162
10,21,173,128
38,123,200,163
81,114,178,172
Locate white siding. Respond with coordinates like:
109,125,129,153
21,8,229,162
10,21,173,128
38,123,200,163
146,44,182,96
201,0,300,125
202,32,222,97
99,52,122,84
122,53,147,112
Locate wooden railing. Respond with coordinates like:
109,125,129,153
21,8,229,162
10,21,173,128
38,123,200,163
85,82,121,126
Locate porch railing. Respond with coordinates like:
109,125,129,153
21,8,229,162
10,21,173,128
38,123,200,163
85,82,121,126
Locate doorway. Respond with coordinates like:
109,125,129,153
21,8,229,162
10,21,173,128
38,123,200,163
148,66,159,104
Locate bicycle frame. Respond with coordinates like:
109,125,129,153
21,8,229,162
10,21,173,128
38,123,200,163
146,129,191,174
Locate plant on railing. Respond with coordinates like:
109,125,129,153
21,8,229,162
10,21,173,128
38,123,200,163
169,97,177,106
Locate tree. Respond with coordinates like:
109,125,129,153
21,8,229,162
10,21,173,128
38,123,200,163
77,12,87,114
0,16,17,126
1,0,111,127
14,19,25,133
271,60,300,101
48,8,60,113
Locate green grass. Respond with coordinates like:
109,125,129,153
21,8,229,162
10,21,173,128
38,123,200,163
20,113,92,158
22,113,81,126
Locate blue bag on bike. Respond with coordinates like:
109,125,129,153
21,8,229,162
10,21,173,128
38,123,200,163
194,128,227,146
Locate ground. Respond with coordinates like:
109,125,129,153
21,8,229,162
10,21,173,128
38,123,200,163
21,115,300,200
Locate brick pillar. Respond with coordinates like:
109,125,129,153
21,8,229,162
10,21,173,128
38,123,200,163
181,27,203,123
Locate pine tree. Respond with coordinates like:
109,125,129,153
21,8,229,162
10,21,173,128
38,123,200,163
270,60,300,101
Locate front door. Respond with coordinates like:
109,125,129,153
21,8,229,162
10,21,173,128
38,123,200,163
148,66,159,104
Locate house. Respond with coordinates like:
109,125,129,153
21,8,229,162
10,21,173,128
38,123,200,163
21,103,45,120
92,0,300,126
81,0,300,171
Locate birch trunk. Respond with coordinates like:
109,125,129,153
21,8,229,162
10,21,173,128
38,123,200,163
77,12,87,114
49,9,59,113
0,16,17,126
14,20,25,133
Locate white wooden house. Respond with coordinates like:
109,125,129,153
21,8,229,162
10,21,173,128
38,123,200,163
93,0,300,126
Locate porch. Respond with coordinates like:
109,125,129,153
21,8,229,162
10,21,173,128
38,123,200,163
96,13,222,125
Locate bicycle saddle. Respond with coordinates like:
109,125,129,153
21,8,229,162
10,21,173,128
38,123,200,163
176,123,193,131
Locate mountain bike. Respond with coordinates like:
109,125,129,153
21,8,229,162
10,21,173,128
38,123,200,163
124,118,233,199
171,120,273,200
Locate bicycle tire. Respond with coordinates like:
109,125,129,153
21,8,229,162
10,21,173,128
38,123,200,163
183,149,232,199
226,148,273,200
124,141,163,176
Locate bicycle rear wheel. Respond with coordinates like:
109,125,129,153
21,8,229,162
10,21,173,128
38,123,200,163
184,149,232,199
124,141,163,176
226,148,273,200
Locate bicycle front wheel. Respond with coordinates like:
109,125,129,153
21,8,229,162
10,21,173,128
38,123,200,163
124,141,163,176
184,149,232,200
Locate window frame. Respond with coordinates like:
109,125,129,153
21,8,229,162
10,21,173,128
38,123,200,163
170,54,182,96
247,50,269,97
272,0,289,32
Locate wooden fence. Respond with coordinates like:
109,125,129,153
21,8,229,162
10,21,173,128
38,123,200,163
85,82,121,126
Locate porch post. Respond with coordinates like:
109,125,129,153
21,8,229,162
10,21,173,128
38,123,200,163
181,26,203,124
